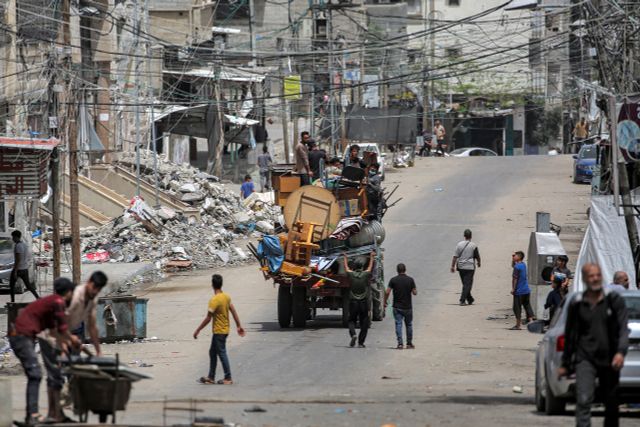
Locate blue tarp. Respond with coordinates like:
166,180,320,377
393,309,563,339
257,235,284,273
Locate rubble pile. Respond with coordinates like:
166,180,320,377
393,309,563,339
80,151,282,269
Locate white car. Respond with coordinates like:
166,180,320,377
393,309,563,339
342,143,386,180
449,147,498,157
530,291,640,415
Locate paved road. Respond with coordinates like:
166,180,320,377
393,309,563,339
11,155,638,426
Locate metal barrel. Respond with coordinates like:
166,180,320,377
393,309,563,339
348,220,386,248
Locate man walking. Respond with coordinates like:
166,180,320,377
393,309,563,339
451,229,480,306
193,274,245,385
384,263,417,349
433,119,446,156
559,263,629,427
344,252,375,348
295,131,312,185
9,278,78,425
256,145,273,192
511,251,535,330
10,230,39,301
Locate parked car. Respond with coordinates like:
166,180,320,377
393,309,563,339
531,291,640,415
341,143,386,180
449,147,498,157
573,144,598,184
0,233,30,294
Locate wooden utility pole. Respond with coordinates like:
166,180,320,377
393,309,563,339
212,78,226,177
51,148,61,277
62,0,81,285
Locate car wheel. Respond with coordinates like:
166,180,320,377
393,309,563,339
544,374,566,415
535,364,546,412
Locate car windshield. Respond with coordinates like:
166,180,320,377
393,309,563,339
579,146,597,159
449,148,467,155
624,295,640,320
0,238,13,254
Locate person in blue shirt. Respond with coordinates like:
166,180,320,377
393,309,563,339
511,251,535,330
240,174,255,199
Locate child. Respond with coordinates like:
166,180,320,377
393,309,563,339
240,174,255,199
193,274,245,385
510,251,535,330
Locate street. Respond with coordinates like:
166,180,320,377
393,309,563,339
9,154,624,426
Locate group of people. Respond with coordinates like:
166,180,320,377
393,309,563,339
419,119,447,157
447,225,633,426
9,272,108,425
342,254,417,350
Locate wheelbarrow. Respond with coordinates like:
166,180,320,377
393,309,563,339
61,354,152,423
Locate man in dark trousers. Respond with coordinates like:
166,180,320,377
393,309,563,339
9,278,78,425
10,230,39,301
344,252,376,348
384,263,417,349
511,251,535,330
559,263,629,427
450,229,480,306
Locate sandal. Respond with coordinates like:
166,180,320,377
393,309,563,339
509,326,522,330
197,377,216,385
216,379,233,385
397,344,404,350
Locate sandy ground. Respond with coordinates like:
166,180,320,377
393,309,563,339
7,154,638,426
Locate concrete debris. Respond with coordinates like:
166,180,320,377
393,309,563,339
79,150,281,272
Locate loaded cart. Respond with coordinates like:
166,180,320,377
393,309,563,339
250,163,399,329
61,354,152,423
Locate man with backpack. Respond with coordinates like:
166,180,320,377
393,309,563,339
450,229,481,306
558,263,629,427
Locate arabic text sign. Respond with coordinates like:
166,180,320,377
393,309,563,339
0,148,49,198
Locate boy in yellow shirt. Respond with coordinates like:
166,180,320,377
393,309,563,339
193,274,245,384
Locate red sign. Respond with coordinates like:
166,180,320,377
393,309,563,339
0,138,59,198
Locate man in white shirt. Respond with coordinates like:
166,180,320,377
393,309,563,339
11,230,39,301
450,229,481,306
67,270,109,356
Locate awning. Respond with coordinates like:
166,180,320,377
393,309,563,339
163,66,266,82
224,115,259,126
0,137,59,150
505,0,537,10
152,105,258,126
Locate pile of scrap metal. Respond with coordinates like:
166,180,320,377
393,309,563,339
247,161,400,328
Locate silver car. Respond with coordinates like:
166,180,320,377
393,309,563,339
531,291,640,415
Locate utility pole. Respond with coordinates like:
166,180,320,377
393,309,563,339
327,7,338,155
421,0,429,132
62,0,81,285
249,0,256,67
50,148,61,277
429,0,436,133
278,37,291,163
134,0,142,196
212,67,226,177
144,0,160,207
6,0,19,136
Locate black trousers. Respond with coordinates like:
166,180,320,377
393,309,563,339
575,359,620,427
513,294,535,320
10,269,39,302
348,299,369,345
458,269,475,304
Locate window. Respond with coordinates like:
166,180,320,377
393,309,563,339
447,0,461,6
445,47,462,59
